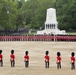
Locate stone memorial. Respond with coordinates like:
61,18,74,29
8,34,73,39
37,8,66,35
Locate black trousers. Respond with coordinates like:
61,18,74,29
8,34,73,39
11,60,15,67
45,61,49,68
71,62,75,70
57,62,61,69
25,61,29,68
0,60,3,67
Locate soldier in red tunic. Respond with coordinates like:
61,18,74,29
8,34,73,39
10,50,15,67
56,52,61,69
70,52,75,70
24,51,29,68
0,50,3,67
44,51,50,68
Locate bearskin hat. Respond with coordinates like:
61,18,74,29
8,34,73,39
71,52,75,56
45,51,49,55
0,50,2,54
25,51,28,55
57,52,61,56
11,50,14,54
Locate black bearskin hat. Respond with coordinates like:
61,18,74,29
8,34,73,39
11,50,14,54
25,51,28,55
45,51,49,55
71,52,75,56
57,52,61,56
0,50,2,54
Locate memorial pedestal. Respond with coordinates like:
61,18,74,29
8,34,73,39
37,8,66,35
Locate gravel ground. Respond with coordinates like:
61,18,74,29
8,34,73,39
0,41,76,75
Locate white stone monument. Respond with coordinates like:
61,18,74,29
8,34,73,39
37,8,66,35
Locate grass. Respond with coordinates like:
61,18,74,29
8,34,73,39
67,32,76,35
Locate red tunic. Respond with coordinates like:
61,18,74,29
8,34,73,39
24,55,29,61
57,56,61,62
44,55,50,62
70,56,75,63
0,54,3,60
10,54,15,61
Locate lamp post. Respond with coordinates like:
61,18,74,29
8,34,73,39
7,10,10,27
6,10,10,35
54,32,57,42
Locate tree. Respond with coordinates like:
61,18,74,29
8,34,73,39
0,0,18,34
22,0,55,29
56,0,76,31
0,0,76,35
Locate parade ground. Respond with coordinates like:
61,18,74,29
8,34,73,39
0,41,76,75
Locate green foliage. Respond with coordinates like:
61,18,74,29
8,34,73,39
0,0,18,31
0,0,76,35
22,0,55,29
56,0,76,31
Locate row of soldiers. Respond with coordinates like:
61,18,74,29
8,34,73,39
45,51,75,70
0,50,75,70
0,50,29,68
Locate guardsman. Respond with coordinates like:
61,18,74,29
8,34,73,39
56,52,61,69
70,52,75,70
44,51,50,68
24,51,29,68
10,50,15,67
0,50,3,67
